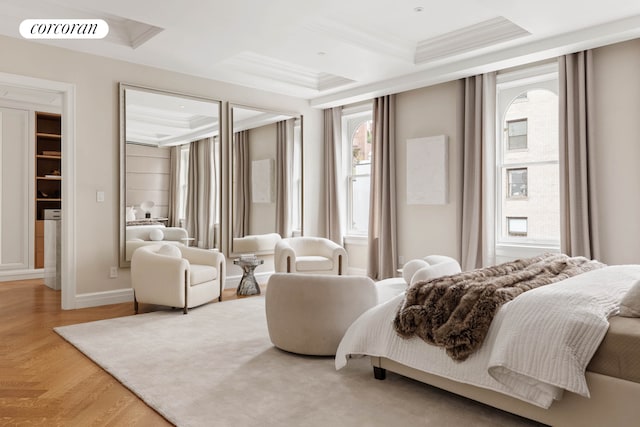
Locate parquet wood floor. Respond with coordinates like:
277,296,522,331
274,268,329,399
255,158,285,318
0,279,243,426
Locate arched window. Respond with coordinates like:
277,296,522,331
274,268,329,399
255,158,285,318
496,65,560,261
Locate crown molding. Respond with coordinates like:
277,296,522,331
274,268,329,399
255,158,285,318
310,14,640,109
415,17,530,64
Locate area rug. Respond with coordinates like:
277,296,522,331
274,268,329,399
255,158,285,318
55,296,541,427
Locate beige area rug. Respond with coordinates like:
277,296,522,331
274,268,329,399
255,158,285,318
55,296,543,427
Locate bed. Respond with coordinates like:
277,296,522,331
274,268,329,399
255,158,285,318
336,260,640,427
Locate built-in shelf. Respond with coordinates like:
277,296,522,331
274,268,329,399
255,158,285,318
35,112,62,269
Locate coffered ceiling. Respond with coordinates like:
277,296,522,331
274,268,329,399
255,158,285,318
1,0,640,107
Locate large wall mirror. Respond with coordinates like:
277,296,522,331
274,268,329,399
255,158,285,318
119,84,222,267
228,104,303,257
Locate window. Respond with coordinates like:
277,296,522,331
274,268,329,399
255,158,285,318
507,118,527,150
177,144,190,226
342,105,373,236
507,168,527,198
291,118,302,234
507,217,528,236
496,63,560,260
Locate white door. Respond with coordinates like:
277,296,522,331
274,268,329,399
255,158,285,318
0,107,30,271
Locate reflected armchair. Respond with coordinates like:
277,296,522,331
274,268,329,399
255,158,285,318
131,244,226,314
274,237,347,275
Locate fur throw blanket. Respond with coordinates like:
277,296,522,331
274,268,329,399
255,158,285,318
393,253,605,361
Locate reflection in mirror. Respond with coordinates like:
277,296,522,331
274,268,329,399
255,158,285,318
229,104,302,256
119,84,221,267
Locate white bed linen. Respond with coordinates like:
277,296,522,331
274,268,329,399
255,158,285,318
336,265,640,408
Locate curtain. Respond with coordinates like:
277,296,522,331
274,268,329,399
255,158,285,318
558,50,600,259
367,95,397,280
167,145,182,227
185,137,215,248
323,107,344,245
460,73,497,271
233,130,251,238
276,119,294,238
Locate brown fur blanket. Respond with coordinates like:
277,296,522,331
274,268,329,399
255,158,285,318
393,253,605,361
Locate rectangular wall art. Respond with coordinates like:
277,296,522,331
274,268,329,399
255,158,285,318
406,135,448,205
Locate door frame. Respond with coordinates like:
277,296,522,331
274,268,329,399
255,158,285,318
0,71,76,309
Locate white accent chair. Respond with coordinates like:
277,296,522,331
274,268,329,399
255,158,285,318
376,255,461,304
265,273,378,356
131,244,226,314
274,237,347,275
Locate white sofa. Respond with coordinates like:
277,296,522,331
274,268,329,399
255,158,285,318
376,255,462,303
125,225,188,261
274,237,348,275
131,244,226,314
233,232,281,254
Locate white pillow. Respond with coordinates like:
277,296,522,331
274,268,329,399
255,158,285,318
619,280,640,317
402,259,429,284
156,244,181,258
149,228,164,241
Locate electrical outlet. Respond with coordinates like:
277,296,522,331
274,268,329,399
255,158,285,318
109,266,118,279
398,255,405,265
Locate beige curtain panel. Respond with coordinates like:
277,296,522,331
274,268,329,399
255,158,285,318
559,50,600,259
367,95,397,280
461,72,496,271
185,137,215,249
276,119,294,238
167,145,182,228
323,107,344,245
233,131,251,238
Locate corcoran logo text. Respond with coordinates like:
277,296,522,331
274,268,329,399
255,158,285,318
20,19,109,39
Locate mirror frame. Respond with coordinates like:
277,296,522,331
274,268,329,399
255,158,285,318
227,103,303,258
119,83,223,267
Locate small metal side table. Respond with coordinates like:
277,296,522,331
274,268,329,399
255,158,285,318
234,257,264,296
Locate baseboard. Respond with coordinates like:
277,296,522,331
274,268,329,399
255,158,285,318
0,268,44,282
74,288,134,309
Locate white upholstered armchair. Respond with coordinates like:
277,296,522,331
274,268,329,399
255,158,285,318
131,244,226,314
274,237,348,275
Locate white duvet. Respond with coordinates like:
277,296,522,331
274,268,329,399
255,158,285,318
335,265,640,408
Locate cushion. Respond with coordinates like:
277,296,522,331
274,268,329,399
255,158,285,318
156,244,181,258
189,264,217,286
402,259,429,284
149,228,164,241
619,280,640,317
295,255,333,272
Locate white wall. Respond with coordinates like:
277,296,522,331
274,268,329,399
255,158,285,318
248,122,277,235
125,144,170,220
395,80,463,265
591,39,640,264
0,34,322,297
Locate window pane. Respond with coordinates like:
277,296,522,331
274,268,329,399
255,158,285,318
351,121,372,173
507,168,527,198
507,119,528,150
344,112,373,236
507,217,528,236
350,175,370,233
499,86,559,246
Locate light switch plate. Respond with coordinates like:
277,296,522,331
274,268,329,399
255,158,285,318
96,191,105,202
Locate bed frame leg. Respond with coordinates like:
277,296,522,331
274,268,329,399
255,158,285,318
373,366,386,380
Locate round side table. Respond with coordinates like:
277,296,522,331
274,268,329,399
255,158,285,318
234,257,264,296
